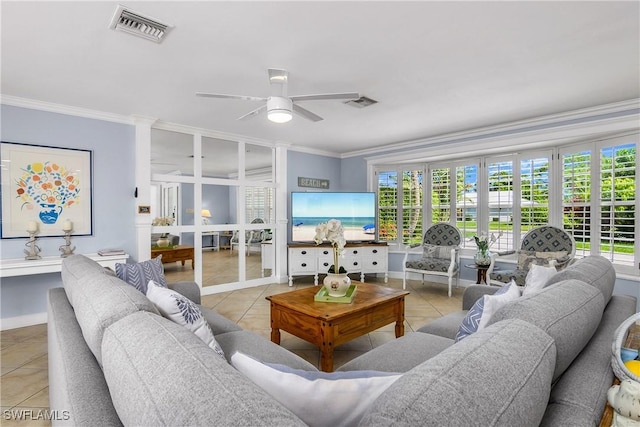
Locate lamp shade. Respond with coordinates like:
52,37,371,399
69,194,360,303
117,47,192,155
201,209,211,218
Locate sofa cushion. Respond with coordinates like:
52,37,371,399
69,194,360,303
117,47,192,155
231,351,400,427
61,255,160,366
540,295,638,427
215,330,319,371
544,255,616,304
200,305,243,335
338,332,454,373
146,280,225,359
416,311,468,339
115,256,167,294
487,279,604,380
47,288,122,426
102,311,305,426
361,319,556,426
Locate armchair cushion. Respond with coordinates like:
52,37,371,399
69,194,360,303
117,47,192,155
517,251,553,270
490,268,528,286
405,258,456,273
423,244,456,259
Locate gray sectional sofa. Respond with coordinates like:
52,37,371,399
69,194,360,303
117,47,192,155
48,254,635,426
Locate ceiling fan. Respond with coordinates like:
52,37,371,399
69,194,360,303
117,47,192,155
196,68,359,123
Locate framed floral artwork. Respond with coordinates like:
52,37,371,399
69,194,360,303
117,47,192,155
1,142,93,238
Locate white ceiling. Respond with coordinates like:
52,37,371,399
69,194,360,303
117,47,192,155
2,1,639,156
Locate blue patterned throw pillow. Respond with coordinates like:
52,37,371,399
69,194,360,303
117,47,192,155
146,280,225,360
115,256,167,294
455,281,520,342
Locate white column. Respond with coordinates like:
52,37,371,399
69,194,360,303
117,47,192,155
133,116,157,262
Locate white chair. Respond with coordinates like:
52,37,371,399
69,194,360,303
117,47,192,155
230,218,265,256
486,225,576,286
403,223,463,297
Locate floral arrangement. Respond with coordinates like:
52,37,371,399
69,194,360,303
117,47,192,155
152,216,175,226
314,219,347,274
473,231,503,253
15,161,80,209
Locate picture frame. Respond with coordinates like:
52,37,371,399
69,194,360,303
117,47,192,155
1,141,93,238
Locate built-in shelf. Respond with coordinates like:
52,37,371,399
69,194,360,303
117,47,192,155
0,253,129,278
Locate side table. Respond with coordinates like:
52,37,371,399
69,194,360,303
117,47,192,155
464,263,499,285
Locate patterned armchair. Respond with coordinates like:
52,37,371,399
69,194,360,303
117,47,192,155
403,223,463,297
487,225,576,286
231,218,266,256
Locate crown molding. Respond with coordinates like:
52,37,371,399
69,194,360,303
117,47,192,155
285,144,341,159
0,94,135,125
347,98,640,160
151,120,272,146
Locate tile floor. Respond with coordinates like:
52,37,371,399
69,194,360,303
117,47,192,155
0,276,464,426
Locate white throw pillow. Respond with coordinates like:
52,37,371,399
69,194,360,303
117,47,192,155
146,280,225,359
523,263,558,296
477,280,521,330
230,351,401,427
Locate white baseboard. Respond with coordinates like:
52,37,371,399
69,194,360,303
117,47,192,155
1,312,47,331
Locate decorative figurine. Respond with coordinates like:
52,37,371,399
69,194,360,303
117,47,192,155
24,221,42,260
59,219,76,258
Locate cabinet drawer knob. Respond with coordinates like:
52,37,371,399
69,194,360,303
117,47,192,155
353,250,358,254
353,262,358,266
373,261,377,265
373,249,378,253
302,251,307,255
323,262,329,267
301,263,307,267
323,250,329,255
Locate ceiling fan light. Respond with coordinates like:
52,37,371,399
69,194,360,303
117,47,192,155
267,96,293,123
268,110,293,123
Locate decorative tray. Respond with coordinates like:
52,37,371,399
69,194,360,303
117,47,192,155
314,284,357,303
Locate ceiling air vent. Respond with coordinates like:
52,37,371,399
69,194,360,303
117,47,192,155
109,5,172,43
344,96,378,108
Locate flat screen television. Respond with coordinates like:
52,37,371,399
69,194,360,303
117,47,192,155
290,192,377,243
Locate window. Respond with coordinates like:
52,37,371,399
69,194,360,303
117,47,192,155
431,167,451,223
456,164,478,248
377,170,398,241
373,133,638,274
376,167,424,244
562,149,592,258
599,142,636,268
245,186,273,223
487,159,514,251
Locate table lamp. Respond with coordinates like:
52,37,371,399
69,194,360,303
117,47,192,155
201,209,212,225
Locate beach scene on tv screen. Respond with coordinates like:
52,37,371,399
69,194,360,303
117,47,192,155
291,192,376,242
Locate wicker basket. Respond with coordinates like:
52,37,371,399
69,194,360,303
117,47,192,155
612,312,640,383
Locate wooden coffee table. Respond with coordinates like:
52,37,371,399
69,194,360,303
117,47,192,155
266,281,409,372
151,245,194,269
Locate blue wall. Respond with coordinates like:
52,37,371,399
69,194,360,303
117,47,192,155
1,105,136,323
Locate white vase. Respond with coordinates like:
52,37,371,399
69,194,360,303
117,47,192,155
156,237,170,248
323,273,351,297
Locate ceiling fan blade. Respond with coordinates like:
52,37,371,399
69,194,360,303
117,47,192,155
196,93,266,102
290,92,360,102
237,105,267,121
292,104,323,122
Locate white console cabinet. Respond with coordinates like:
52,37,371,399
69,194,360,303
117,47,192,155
288,243,388,286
